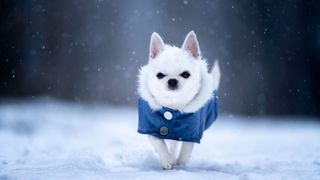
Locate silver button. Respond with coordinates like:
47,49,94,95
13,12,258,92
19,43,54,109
160,126,168,135
163,111,173,120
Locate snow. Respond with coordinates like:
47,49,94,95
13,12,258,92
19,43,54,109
0,99,320,180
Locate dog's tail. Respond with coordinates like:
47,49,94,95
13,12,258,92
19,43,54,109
210,61,221,90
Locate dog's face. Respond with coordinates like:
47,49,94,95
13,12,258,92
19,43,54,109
139,31,219,111
146,46,202,109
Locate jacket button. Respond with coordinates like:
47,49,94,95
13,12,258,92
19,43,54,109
163,111,173,120
160,126,168,135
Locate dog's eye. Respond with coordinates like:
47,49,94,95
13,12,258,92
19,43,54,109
180,71,190,78
156,72,165,79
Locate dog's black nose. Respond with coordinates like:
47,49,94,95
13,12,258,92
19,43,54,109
168,79,178,90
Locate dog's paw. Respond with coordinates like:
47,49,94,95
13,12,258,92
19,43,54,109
160,156,175,170
161,161,174,170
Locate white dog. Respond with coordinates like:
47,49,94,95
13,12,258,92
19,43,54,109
137,31,221,169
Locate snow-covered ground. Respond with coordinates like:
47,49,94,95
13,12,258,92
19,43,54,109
0,99,319,180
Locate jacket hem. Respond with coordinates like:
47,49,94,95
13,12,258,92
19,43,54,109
137,129,201,143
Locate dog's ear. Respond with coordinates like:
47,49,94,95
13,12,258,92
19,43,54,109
150,32,164,59
182,31,200,58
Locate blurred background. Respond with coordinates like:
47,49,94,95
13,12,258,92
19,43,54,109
0,0,319,117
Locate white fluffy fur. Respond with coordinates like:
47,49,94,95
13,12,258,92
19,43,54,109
137,31,221,169
138,32,220,113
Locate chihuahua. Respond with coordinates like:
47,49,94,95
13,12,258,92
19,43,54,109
137,31,220,169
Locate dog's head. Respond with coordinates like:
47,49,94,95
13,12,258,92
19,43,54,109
138,31,220,112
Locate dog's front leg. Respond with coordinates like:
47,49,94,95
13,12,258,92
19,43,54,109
148,135,174,169
176,142,194,165
167,140,178,160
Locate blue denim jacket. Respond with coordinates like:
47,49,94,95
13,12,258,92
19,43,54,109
137,91,218,143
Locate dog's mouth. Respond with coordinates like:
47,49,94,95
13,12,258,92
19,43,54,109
167,86,179,91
